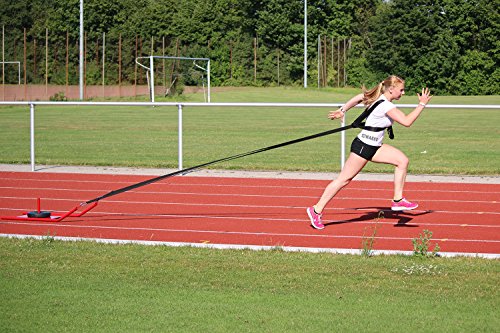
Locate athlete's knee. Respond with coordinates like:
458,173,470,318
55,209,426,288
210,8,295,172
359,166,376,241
336,176,353,188
397,155,409,169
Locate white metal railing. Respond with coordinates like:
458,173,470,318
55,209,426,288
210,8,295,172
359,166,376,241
1,101,499,172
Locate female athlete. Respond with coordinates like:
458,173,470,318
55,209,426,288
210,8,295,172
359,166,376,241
307,75,432,230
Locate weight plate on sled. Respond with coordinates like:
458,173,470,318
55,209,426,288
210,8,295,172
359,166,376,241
27,211,52,218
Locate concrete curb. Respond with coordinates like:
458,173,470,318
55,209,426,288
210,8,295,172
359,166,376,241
1,164,499,184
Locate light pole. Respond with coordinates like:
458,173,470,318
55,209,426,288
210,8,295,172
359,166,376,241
304,0,307,88
79,0,84,100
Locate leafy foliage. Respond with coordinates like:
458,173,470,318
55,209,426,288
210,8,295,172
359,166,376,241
366,0,498,94
0,0,497,94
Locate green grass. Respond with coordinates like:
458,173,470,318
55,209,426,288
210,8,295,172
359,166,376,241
1,88,498,332
0,237,498,332
1,87,499,175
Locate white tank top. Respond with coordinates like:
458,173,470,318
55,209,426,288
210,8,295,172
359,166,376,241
357,95,395,146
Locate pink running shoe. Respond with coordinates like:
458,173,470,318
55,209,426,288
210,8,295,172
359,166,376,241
391,198,418,211
307,207,324,230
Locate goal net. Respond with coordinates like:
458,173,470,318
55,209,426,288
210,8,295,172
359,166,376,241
135,56,211,102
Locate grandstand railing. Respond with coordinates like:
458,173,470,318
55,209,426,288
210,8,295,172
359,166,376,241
1,101,499,172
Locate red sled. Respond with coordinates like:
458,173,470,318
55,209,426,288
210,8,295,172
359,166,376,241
1,198,98,223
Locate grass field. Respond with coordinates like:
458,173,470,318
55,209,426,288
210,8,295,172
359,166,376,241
1,88,499,332
1,87,499,175
0,237,498,332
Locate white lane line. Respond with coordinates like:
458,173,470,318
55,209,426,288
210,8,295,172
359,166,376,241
1,222,499,244
1,209,500,228
2,195,500,217
0,188,499,205
1,177,499,195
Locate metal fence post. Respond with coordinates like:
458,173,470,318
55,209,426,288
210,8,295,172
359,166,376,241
340,112,346,170
178,104,183,170
30,103,35,171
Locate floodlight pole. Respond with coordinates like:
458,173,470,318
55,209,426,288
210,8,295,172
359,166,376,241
2,25,4,98
79,0,84,100
304,0,307,88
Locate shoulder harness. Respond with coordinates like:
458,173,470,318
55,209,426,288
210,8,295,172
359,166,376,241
351,99,394,140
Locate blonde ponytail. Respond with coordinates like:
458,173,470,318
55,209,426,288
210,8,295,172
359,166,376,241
362,76,405,106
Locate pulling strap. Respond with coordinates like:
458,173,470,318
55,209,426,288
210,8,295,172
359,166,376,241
84,100,393,205
84,123,354,204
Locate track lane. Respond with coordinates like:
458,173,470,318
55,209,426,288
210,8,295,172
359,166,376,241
1,171,499,255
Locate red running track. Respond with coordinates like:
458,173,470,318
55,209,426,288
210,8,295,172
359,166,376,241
0,171,499,257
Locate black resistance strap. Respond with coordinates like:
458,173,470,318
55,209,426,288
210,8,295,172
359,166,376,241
84,124,353,205
83,101,389,205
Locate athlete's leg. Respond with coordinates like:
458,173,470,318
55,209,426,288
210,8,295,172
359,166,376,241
313,153,368,213
371,144,409,200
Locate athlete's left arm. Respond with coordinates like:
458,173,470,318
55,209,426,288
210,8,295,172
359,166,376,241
386,107,421,127
387,88,432,127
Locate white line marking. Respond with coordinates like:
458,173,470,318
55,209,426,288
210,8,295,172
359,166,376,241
0,188,499,205
5,205,499,229
1,177,499,194
1,222,499,243
2,196,500,219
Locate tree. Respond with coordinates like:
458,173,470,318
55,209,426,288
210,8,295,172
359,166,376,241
367,0,498,94
441,0,499,94
0,0,497,92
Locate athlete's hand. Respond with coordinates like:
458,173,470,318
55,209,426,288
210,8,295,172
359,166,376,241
328,108,345,120
417,87,433,105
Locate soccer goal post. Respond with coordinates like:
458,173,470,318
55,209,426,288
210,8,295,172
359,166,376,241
136,56,211,103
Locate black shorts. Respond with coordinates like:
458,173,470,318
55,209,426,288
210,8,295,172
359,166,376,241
350,137,381,161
